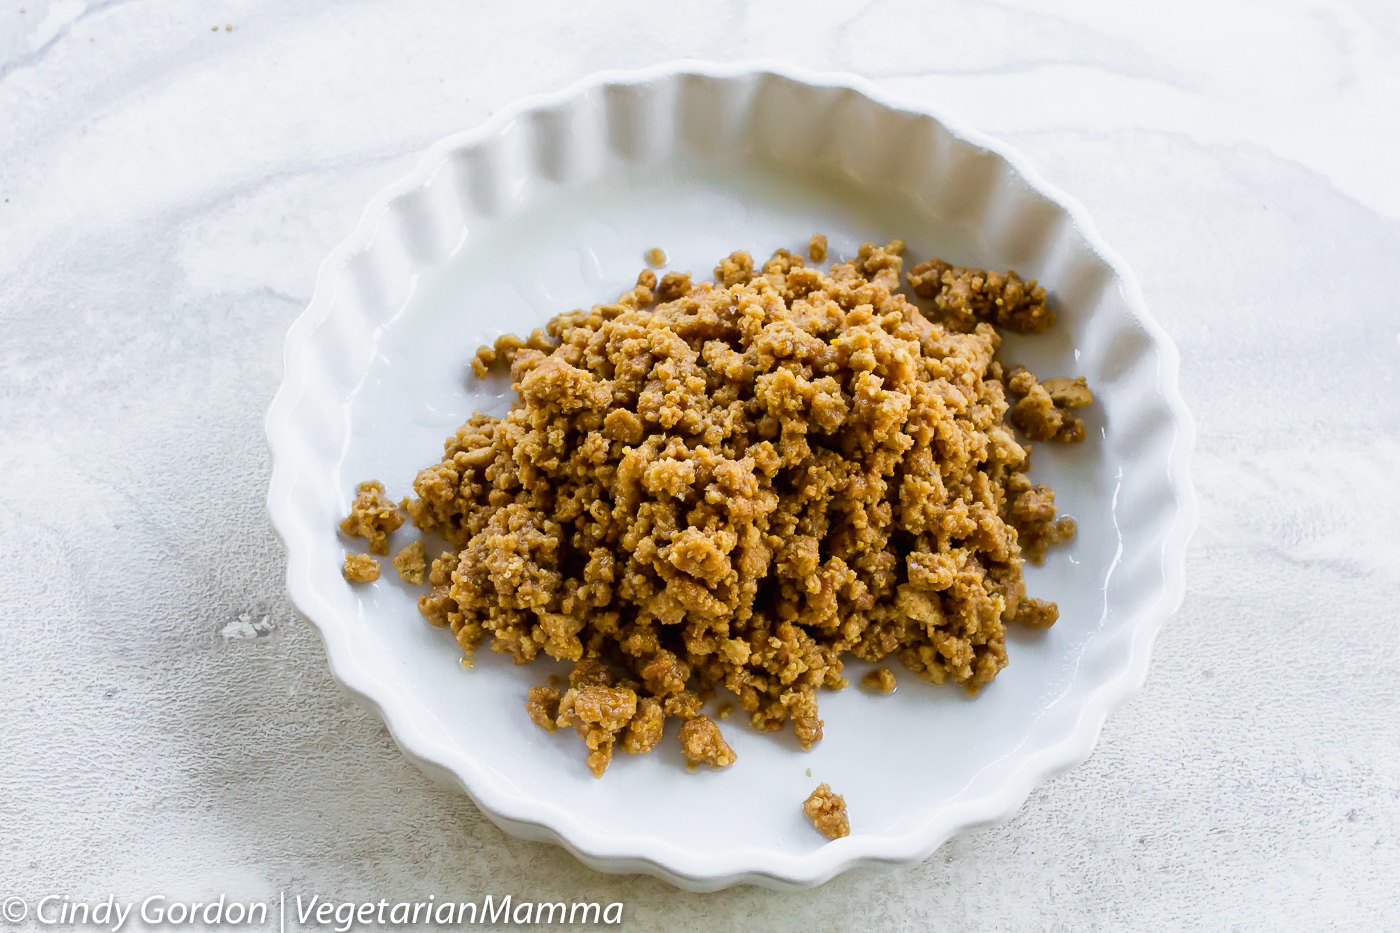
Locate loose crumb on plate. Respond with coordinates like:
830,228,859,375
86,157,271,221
808,234,827,263
1007,367,1092,444
471,329,557,379
526,685,560,733
679,715,736,769
339,481,404,555
861,668,897,693
655,270,692,302
646,247,667,267
392,540,427,584
343,552,380,583
803,783,850,839
556,684,639,778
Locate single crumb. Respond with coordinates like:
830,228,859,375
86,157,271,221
526,685,560,733
678,715,736,769
342,553,380,583
225,23,232,30
392,540,427,584
803,784,850,840
716,702,733,720
460,656,473,670
339,481,404,555
646,247,667,267
808,234,827,262
620,697,665,755
1006,367,1093,445
557,685,638,777
398,242,1091,777
861,668,897,693
805,767,812,777
655,270,692,302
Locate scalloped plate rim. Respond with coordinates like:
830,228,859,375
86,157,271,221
265,59,1198,891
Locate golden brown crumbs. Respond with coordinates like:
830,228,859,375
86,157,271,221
861,668,897,693
342,552,380,583
472,328,559,378
1006,367,1092,444
717,702,733,720
646,247,668,267
392,237,1091,777
1007,482,1078,564
392,540,427,584
808,234,827,263
679,715,736,769
339,481,404,555
557,684,638,777
803,783,850,839
655,271,692,302
907,258,1054,334
621,697,665,755
526,685,560,733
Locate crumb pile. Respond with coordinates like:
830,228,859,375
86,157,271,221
343,240,1091,779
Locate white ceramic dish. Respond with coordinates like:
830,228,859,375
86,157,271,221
266,61,1196,891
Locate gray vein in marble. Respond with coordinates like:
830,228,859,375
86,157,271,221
0,0,131,85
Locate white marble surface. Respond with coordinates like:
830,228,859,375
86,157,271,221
1,1,1397,929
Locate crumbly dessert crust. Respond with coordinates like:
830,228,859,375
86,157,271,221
339,481,404,555
803,783,850,839
392,540,427,584
861,667,897,693
342,552,380,583
678,714,736,769
373,239,1090,778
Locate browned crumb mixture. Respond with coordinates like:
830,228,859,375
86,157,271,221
646,247,668,267
907,258,1054,335
392,540,427,584
526,685,560,733
339,481,404,555
861,667,897,693
1007,367,1092,444
557,682,640,778
471,328,558,380
808,234,827,263
343,552,380,583
392,238,1090,778
803,783,850,839
679,715,737,769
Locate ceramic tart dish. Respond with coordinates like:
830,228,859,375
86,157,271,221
265,60,1197,891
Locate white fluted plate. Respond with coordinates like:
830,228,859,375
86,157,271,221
266,61,1197,891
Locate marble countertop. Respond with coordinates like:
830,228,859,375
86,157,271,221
2,1,1397,929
